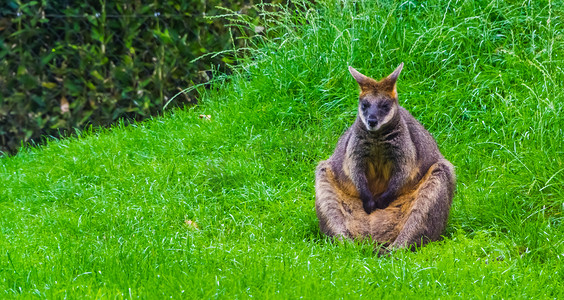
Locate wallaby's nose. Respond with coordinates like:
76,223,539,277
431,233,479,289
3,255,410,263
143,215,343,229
367,117,378,128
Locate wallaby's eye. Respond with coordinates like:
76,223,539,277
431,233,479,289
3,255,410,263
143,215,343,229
379,103,390,111
361,101,370,110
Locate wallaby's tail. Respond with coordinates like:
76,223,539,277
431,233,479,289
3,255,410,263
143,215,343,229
391,159,456,249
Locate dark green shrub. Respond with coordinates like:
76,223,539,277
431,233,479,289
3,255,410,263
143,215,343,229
0,0,278,155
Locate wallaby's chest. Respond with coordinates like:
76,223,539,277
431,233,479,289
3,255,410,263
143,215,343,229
365,155,392,195
345,137,393,195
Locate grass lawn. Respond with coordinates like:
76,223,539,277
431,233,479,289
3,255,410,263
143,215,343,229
1,0,563,298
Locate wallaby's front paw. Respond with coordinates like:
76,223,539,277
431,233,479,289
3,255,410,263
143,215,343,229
375,191,394,209
361,196,377,214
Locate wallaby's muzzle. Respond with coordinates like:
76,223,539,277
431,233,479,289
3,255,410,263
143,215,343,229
367,116,378,128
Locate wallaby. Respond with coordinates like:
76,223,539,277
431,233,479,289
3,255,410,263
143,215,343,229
315,63,455,250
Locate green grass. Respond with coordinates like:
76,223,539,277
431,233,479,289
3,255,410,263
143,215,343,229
2,0,564,298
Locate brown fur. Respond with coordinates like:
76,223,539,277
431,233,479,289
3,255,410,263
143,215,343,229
315,63,456,251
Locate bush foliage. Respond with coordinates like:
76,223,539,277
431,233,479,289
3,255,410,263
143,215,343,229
0,0,276,154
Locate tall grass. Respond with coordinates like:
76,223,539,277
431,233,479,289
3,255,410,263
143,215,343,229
1,0,563,298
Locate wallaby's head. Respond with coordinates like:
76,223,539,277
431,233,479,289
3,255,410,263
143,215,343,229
348,63,404,131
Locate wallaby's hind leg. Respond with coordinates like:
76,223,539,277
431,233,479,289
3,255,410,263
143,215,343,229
315,161,351,239
391,159,456,249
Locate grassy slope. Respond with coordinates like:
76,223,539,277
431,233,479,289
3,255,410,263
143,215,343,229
1,0,563,298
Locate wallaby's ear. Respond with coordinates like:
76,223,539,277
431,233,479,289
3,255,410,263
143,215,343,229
349,66,371,87
386,62,404,85
384,62,403,98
